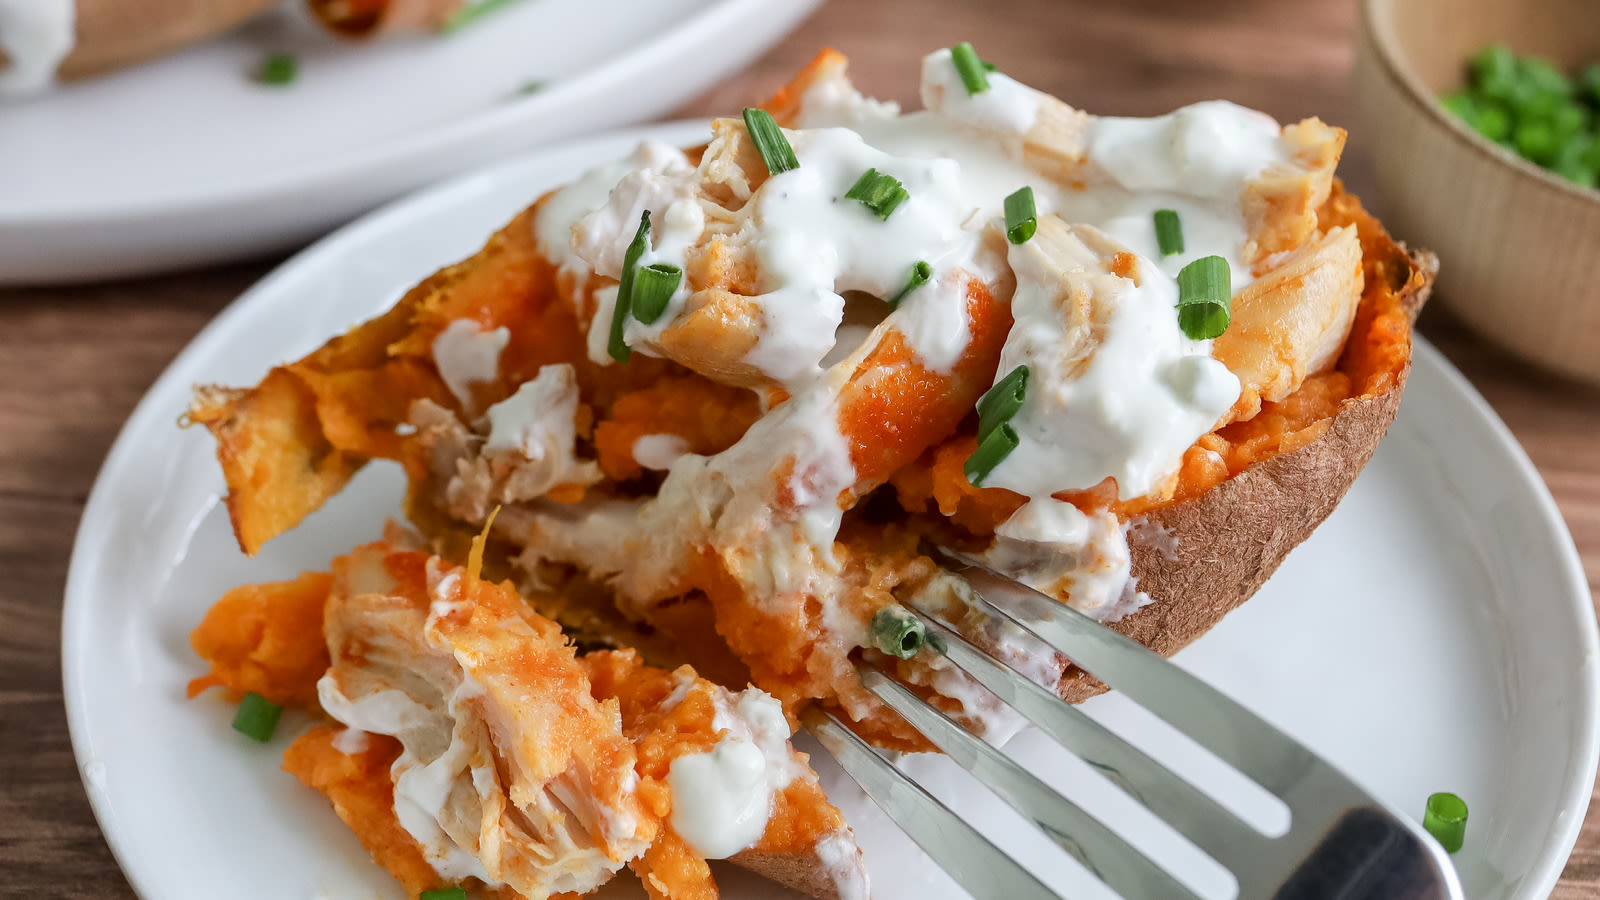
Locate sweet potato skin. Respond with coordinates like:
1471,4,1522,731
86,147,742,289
1059,192,1438,702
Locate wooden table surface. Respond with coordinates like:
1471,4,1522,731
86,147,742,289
4,0,1599,895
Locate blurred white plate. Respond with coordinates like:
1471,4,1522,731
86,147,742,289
62,122,1599,900
0,0,818,284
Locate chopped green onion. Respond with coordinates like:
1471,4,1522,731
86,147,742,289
1473,102,1513,143
1153,209,1184,256
1422,792,1468,853
886,261,933,309
1555,137,1600,188
1004,186,1036,244
514,79,546,97
844,168,909,220
742,108,799,176
232,692,283,742
1581,63,1600,106
444,0,527,32
255,53,297,86
981,60,999,73
1514,120,1560,165
1175,255,1232,340
1519,55,1573,97
419,888,468,900
1470,44,1518,100
950,43,990,95
975,365,1028,443
629,263,683,324
870,607,926,659
964,423,1019,487
607,211,653,362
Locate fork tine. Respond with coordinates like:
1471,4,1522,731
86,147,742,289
799,707,1060,900
927,546,1324,801
858,665,1203,900
908,608,1266,871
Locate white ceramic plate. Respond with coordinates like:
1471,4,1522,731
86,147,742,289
62,122,1599,900
0,0,818,285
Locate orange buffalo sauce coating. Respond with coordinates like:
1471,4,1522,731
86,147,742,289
594,376,762,482
186,571,331,707
283,727,533,900
282,726,443,898
584,650,849,899
889,187,1415,538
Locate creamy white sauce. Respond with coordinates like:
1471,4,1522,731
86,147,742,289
482,363,589,479
920,47,1042,137
318,677,499,884
795,77,901,130
488,49,1316,742
0,0,74,98
666,687,803,859
631,433,691,471
432,319,509,414
331,727,371,755
984,222,1240,502
535,141,695,278
1089,101,1286,200
814,828,871,900
984,499,1151,622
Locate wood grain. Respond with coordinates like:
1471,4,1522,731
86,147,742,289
2,0,1597,896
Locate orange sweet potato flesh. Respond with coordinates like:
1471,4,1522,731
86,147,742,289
186,571,332,707
282,727,443,898
584,649,854,900
191,53,1434,734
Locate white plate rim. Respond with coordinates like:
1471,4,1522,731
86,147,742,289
59,120,1600,899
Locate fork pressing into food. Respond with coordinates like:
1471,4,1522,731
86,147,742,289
802,547,1465,900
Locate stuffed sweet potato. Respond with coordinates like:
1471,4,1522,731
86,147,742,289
187,46,1433,766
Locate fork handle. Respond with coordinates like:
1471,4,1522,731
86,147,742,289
1272,807,1456,899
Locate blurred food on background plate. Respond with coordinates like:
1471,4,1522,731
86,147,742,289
0,0,515,97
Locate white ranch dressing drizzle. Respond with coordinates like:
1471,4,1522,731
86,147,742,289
631,433,690,471
483,363,580,456
515,48,1310,736
919,47,1041,137
982,498,1151,623
0,0,74,98
985,229,1240,501
317,678,501,885
431,319,508,414
665,687,804,859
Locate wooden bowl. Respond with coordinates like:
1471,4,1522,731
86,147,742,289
1354,0,1600,383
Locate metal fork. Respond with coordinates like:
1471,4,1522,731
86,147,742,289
800,547,1465,900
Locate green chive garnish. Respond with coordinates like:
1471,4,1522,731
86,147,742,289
1175,255,1232,340
1154,209,1184,256
887,261,933,309
607,211,652,363
419,888,468,900
629,263,682,325
514,79,546,97
844,168,910,220
975,365,1028,443
255,53,297,86
950,43,990,95
1422,792,1468,853
443,0,527,32
1004,186,1036,244
743,108,799,176
964,423,1019,487
232,692,283,742
870,607,926,659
